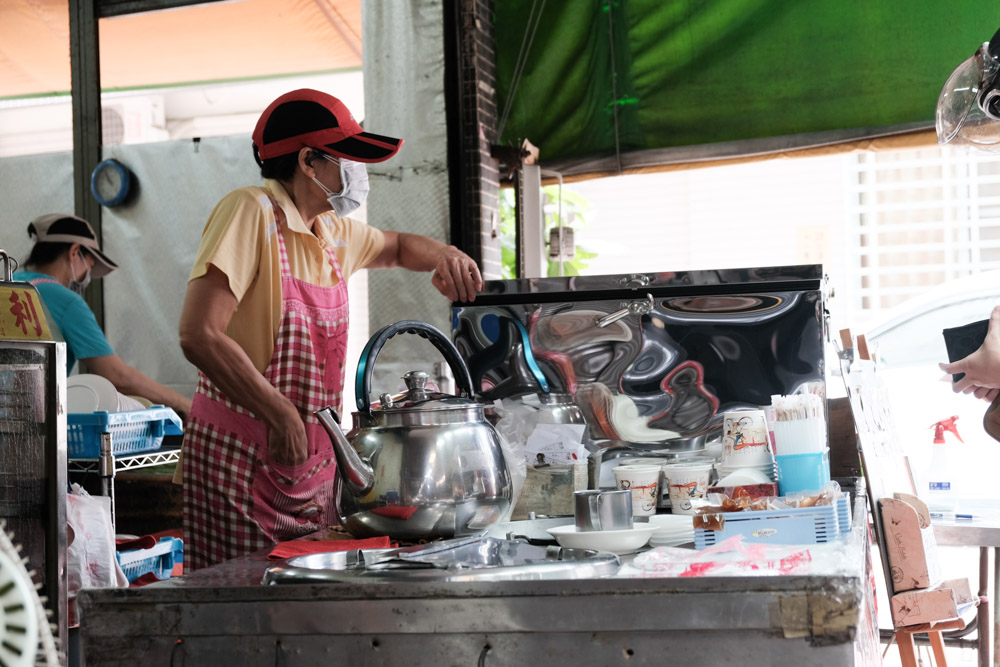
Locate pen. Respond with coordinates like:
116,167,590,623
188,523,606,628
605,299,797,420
928,512,977,520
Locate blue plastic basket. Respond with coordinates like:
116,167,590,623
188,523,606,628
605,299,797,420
67,407,183,458
836,495,852,533
694,502,839,548
116,537,184,583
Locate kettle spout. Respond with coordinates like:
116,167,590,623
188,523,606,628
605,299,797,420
315,407,375,496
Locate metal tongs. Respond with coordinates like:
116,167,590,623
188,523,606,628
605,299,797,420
356,533,487,571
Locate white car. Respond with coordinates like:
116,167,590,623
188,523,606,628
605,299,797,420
858,271,1000,498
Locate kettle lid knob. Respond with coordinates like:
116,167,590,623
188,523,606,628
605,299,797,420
403,370,430,391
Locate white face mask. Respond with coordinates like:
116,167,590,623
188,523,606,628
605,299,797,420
311,154,370,218
68,251,92,295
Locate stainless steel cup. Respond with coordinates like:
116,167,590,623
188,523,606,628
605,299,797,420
574,489,633,532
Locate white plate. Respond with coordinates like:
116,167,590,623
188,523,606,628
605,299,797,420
67,374,120,413
650,536,694,547
651,530,694,541
646,514,694,528
547,524,656,554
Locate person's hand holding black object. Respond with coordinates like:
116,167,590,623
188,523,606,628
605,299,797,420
939,306,1000,401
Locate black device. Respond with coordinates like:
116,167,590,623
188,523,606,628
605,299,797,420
943,319,990,382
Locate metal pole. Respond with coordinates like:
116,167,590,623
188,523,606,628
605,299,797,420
68,0,106,331
99,433,116,531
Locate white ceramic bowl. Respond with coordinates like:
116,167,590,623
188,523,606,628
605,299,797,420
547,524,656,554
715,468,774,487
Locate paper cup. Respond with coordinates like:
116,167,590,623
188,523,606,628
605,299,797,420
657,456,716,507
661,462,714,515
614,465,660,516
721,409,773,466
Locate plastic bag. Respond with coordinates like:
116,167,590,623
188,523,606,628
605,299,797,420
630,535,813,578
66,483,129,598
492,399,528,520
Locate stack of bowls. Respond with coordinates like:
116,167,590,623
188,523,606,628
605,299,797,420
716,458,776,483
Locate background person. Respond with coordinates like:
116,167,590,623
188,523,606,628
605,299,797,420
177,88,482,570
14,213,193,418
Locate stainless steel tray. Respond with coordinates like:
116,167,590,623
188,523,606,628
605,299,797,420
262,536,620,584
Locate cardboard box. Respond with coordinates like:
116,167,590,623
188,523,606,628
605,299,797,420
891,578,976,627
512,462,588,520
879,493,942,592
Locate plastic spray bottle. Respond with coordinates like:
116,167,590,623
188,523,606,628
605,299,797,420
925,416,963,517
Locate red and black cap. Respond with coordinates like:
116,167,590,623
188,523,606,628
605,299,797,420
252,89,404,163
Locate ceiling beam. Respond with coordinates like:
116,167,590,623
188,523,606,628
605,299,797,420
95,0,228,19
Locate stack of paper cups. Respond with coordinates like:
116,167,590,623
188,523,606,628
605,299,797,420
718,409,776,482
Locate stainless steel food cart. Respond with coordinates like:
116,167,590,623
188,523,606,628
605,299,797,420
77,493,877,666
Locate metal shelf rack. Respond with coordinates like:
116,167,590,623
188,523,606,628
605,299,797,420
67,436,181,528
67,445,180,474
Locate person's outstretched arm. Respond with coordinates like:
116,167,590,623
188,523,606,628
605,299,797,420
368,231,483,303
85,354,193,420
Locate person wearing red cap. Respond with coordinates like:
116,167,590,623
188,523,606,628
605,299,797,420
177,89,483,569
14,214,193,419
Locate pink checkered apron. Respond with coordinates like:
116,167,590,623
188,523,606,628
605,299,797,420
182,196,349,571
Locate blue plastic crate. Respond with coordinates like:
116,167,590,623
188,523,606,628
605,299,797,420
694,502,839,548
116,537,184,583
67,407,183,458
836,495,851,533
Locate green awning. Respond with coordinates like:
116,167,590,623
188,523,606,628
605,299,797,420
494,0,1000,175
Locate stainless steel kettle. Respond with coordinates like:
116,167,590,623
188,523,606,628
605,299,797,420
316,320,512,541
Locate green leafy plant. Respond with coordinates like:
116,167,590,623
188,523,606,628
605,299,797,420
498,185,598,279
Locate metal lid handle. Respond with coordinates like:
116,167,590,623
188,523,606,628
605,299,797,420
355,320,475,415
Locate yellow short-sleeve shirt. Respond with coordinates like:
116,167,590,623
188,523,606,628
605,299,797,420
188,179,385,372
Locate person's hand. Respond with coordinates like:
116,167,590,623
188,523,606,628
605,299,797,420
175,397,193,423
430,246,484,303
267,402,309,466
939,305,1000,402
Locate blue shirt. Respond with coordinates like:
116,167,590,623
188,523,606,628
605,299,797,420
13,270,115,375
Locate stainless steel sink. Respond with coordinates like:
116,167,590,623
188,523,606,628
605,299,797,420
261,536,620,584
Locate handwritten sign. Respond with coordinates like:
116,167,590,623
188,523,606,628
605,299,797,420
0,285,53,341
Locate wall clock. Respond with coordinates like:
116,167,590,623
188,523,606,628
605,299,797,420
90,158,135,207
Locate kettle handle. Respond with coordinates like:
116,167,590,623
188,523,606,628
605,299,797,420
355,320,476,414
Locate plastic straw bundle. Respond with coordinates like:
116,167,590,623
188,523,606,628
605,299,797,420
769,394,826,455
